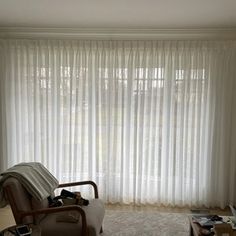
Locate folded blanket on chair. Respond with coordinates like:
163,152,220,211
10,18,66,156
0,162,59,207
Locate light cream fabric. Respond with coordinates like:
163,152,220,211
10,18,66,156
0,40,236,208
0,162,58,207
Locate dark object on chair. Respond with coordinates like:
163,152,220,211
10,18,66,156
47,196,63,208
59,189,89,206
210,215,223,221
2,172,105,236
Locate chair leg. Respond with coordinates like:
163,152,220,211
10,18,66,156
100,226,103,234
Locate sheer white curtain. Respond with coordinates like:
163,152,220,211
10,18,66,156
0,39,236,208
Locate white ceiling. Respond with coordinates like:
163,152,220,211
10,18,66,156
0,0,236,29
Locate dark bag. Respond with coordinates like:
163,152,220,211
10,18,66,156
48,189,89,207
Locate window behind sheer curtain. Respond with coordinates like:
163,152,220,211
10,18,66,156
0,40,236,208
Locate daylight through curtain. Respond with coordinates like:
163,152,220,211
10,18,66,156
0,39,236,208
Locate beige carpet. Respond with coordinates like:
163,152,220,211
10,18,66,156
101,210,190,236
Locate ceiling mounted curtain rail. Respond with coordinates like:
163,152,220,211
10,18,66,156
0,27,236,40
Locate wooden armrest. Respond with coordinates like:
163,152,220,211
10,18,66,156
58,181,99,199
20,205,88,235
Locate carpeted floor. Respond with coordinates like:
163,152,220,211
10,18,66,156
101,210,190,236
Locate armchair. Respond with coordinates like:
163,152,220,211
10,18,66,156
2,177,105,236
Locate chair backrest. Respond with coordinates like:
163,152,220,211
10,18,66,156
3,177,49,224
3,177,33,224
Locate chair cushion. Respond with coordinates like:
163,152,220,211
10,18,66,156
81,199,105,235
31,196,50,223
39,199,105,236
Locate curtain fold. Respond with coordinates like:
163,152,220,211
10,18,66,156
0,39,236,208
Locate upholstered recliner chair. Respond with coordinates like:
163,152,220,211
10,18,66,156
1,163,105,236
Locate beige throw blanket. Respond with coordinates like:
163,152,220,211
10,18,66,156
0,162,59,207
